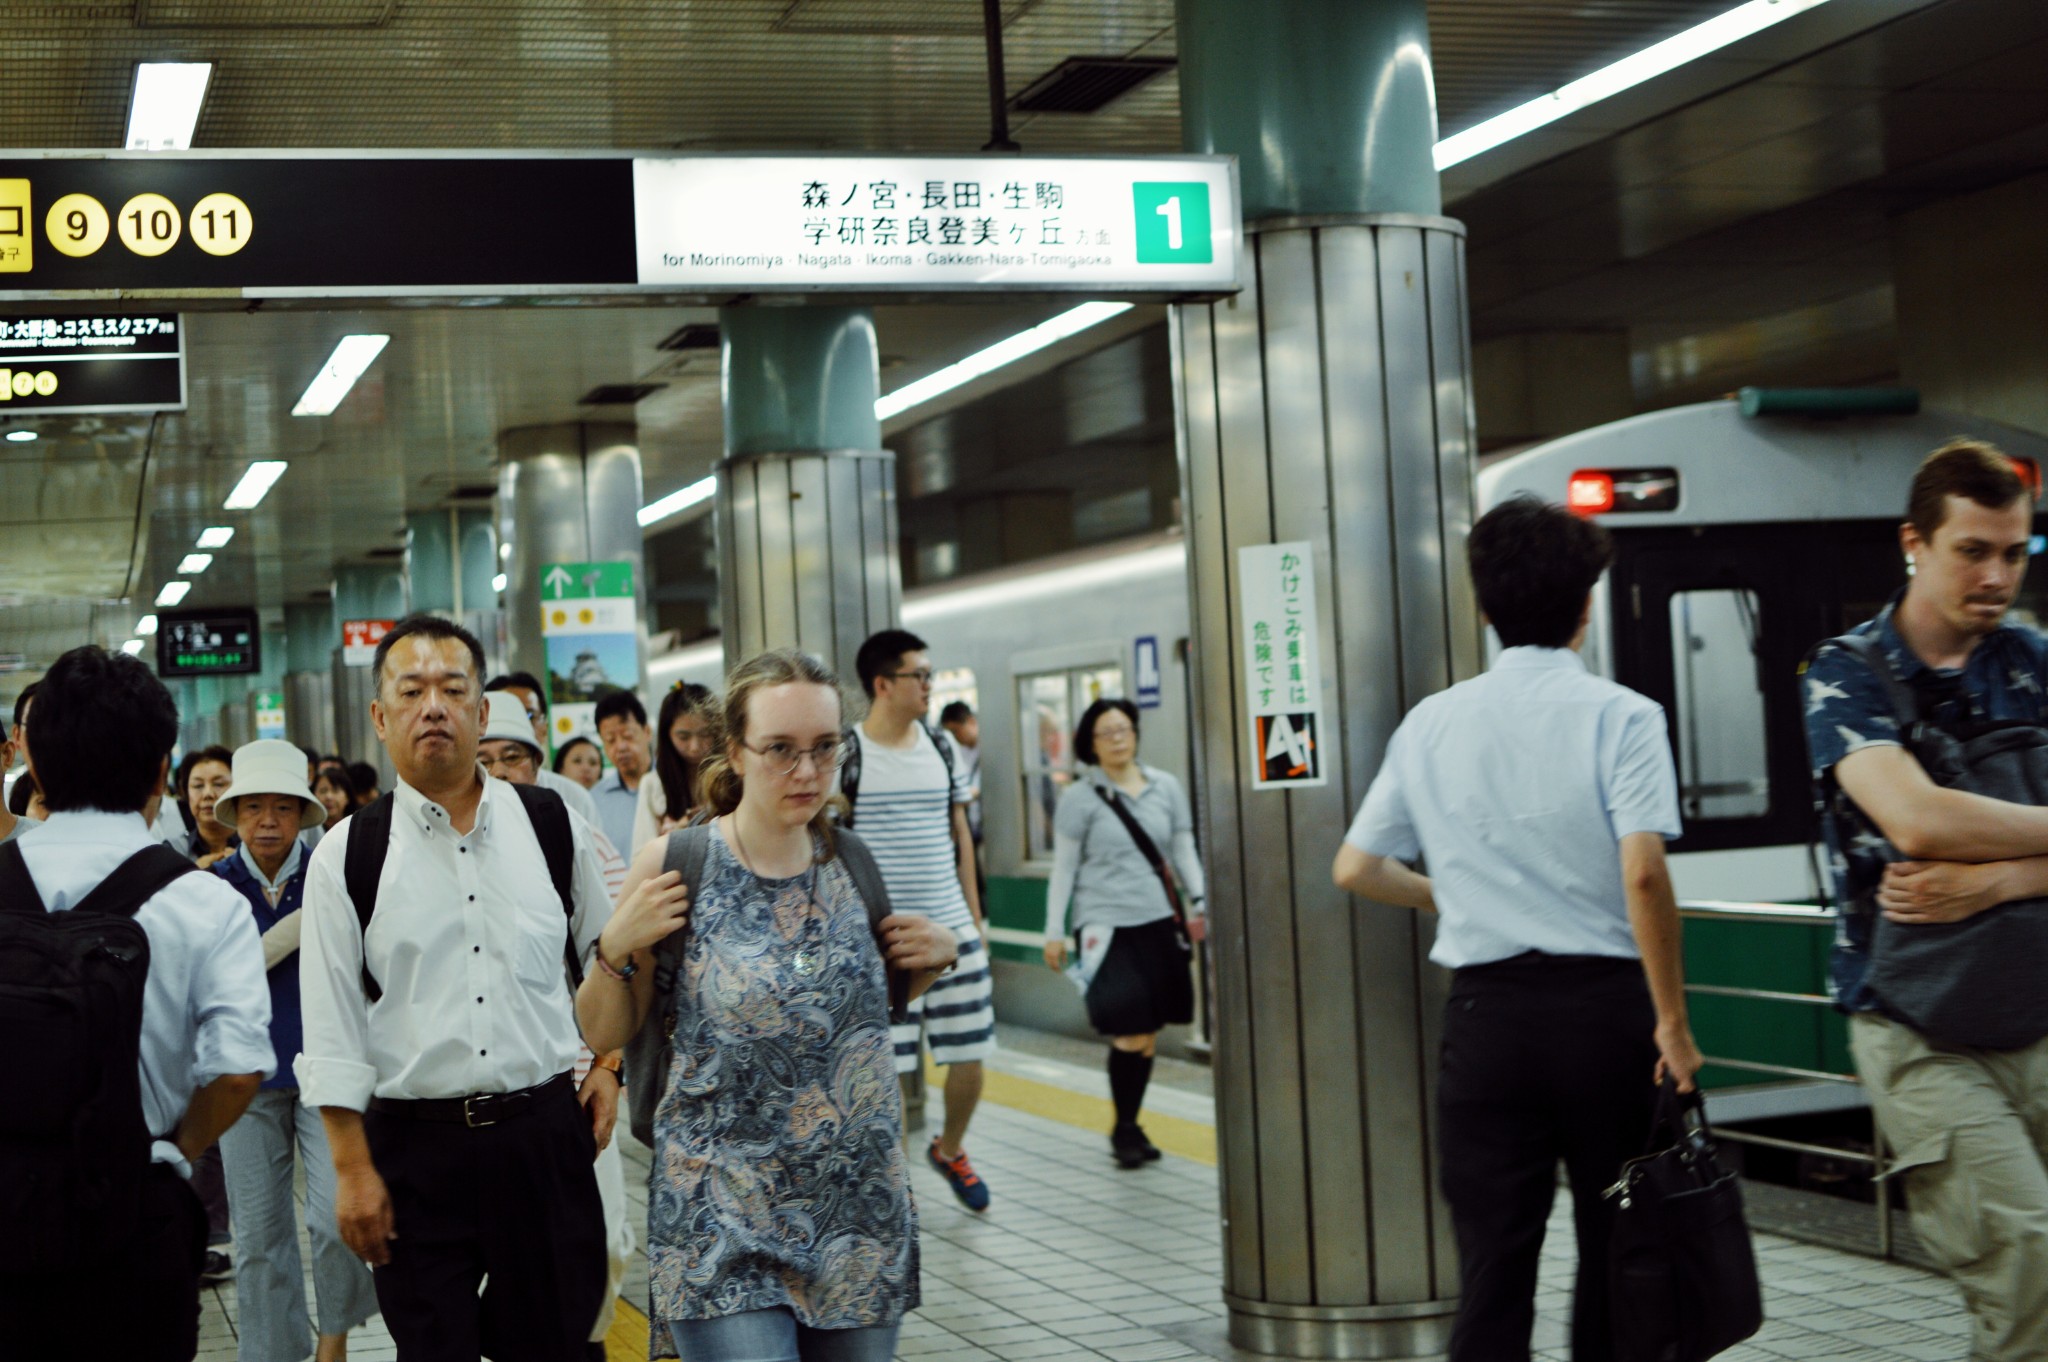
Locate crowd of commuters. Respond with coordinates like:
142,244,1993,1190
4,436,2045,1361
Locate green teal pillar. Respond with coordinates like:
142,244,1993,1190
406,511,458,614
719,306,882,457
1177,0,1441,219
1174,0,1473,1356
456,509,498,617
713,306,899,681
283,601,338,753
332,565,408,627
285,602,335,675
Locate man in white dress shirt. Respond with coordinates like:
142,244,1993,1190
298,616,613,1362
0,645,272,1361
1334,497,1704,1362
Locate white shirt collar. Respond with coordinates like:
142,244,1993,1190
237,840,304,893
31,809,154,846
391,768,497,837
1492,646,1588,673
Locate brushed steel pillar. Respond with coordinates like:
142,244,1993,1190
714,449,900,679
498,422,649,708
1174,215,1479,1359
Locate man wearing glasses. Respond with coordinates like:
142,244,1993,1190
848,629,995,1211
484,674,601,829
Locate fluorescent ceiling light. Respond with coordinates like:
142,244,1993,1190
195,525,234,549
4,430,35,443
120,639,146,657
292,335,391,417
222,460,288,510
177,553,213,574
155,581,192,607
491,573,508,593
638,475,716,528
1433,0,1836,170
136,614,159,635
875,301,1134,423
125,62,213,152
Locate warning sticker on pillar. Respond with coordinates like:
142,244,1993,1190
341,619,394,668
540,561,639,752
1239,542,1326,789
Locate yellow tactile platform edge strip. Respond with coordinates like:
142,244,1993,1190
924,1059,1218,1167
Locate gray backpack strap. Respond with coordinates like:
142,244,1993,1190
623,824,712,1150
834,830,910,1023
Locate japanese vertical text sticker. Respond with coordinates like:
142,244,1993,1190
1239,542,1326,789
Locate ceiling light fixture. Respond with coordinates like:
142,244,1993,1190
155,581,192,607
121,639,146,657
491,573,508,593
1433,0,1836,169
222,460,288,510
195,526,234,549
875,301,1134,423
292,334,391,417
177,553,214,574
4,430,36,443
637,475,716,529
136,614,159,636
125,62,213,152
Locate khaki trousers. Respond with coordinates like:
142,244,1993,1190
1851,1013,2048,1361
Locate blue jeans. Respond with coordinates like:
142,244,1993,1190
668,1309,900,1362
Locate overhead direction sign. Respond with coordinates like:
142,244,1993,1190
0,313,185,414
0,153,1240,302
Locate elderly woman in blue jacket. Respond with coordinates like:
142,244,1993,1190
213,740,378,1362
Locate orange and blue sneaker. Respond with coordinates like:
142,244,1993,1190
927,1137,991,1212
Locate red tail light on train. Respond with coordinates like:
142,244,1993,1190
1566,468,1680,516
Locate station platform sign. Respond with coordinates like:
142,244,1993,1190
0,312,184,414
0,153,1239,304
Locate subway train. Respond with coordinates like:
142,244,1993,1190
650,395,2048,1157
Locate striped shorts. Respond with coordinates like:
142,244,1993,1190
893,922,997,1074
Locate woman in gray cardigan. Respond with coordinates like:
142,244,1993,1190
1043,697,1207,1168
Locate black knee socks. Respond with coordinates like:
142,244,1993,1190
1108,1048,1153,1129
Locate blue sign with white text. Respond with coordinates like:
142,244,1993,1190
1135,636,1162,709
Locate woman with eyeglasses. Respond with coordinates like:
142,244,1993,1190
631,681,717,853
1042,697,1207,1168
577,650,957,1362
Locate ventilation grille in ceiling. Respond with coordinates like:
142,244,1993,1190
774,0,1039,37
135,0,397,28
1012,56,1175,114
658,324,720,352
580,383,666,406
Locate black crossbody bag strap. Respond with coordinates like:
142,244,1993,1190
343,793,397,1002
1835,633,1921,732
509,782,582,991
1091,782,1186,926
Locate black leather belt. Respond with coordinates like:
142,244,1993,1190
368,1072,571,1128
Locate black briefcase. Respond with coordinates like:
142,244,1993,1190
1606,1081,1763,1362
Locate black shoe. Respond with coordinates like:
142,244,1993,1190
1134,1125,1163,1161
1111,1123,1149,1170
198,1249,233,1284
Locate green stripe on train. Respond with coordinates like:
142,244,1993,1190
984,875,1049,964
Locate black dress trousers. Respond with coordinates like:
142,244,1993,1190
365,1076,606,1362
1437,952,1658,1362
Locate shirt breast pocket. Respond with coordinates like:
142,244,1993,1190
511,889,570,992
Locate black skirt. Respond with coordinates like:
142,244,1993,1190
1083,915,1195,1037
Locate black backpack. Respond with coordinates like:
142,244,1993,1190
837,720,954,830
0,839,199,1271
343,783,580,1001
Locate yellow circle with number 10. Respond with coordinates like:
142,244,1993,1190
116,193,182,257
190,192,252,257
45,194,109,258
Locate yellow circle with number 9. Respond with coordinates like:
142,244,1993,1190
45,194,109,258
190,192,252,257
117,193,182,257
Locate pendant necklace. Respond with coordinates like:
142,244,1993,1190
731,817,823,976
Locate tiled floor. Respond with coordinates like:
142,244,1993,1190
197,1032,1976,1362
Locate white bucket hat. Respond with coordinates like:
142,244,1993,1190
483,691,546,758
216,738,326,829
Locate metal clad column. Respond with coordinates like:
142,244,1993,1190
1176,0,1475,1355
499,422,649,704
713,306,900,677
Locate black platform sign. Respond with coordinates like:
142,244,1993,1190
158,608,260,677
0,313,184,414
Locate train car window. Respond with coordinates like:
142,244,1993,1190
1668,588,1770,820
1015,662,1125,862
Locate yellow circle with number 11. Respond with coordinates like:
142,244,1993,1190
190,192,252,257
116,193,181,257
45,194,109,258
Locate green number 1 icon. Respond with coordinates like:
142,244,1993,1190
1132,182,1212,264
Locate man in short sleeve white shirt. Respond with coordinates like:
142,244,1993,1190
1333,497,1703,1362
298,617,613,1362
